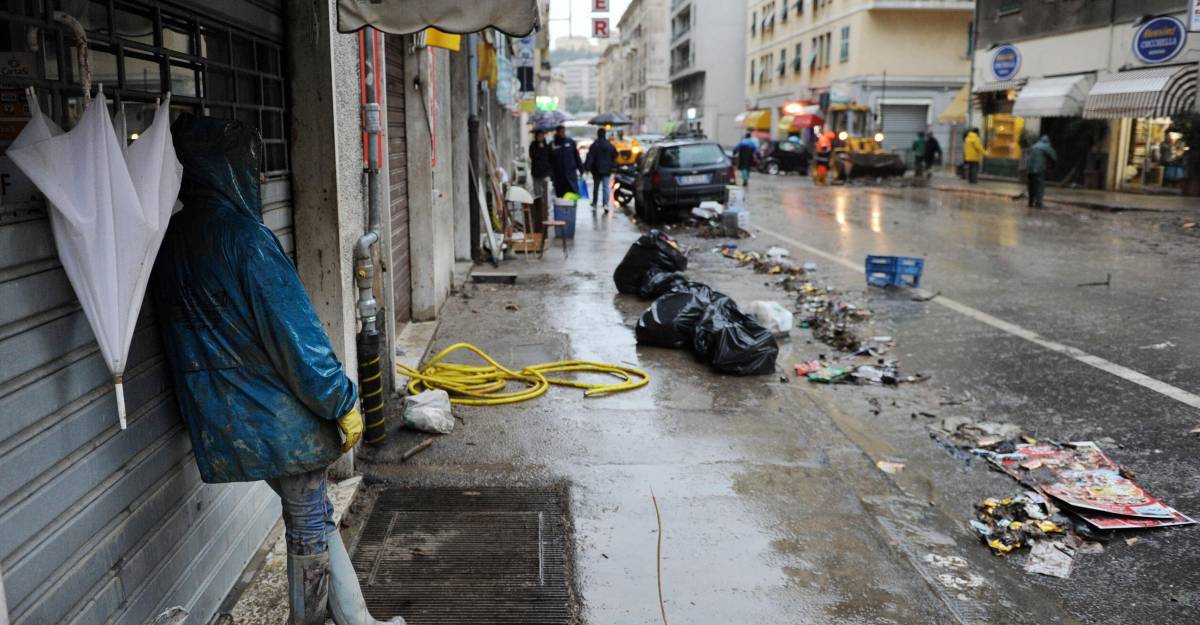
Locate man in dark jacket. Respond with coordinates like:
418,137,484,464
528,129,552,200
584,127,618,212
1026,135,1058,208
923,132,942,177
734,133,758,187
151,115,403,625
551,124,584,198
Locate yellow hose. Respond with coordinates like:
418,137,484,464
396,342,649,406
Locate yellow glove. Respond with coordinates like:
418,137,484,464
337,406,363,453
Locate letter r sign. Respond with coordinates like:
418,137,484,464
592,18,610,38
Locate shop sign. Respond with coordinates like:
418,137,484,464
990,45,1021,81
1133,16,1187,64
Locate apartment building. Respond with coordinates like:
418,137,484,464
668,0,749,145
557,57,601,111
743,0,972,158
607,0,674,132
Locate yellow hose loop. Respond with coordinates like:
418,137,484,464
395,342,649,405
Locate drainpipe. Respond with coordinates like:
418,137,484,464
356,29,387,446
468,33,482,255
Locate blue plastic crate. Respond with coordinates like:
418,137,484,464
865,255,924,287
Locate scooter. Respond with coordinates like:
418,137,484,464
612,164,637,207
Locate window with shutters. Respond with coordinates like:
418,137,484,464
840,26,850,62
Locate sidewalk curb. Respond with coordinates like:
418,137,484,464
927,182,1178,213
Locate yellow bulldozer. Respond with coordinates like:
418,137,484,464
824,104,906,180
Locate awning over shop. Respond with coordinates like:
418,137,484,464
337,0,540,36
742,110,771,131
972,79,1026,94
1012,74,1095,118
1083,65,1197,119
938,85,969,124
777,114,822,133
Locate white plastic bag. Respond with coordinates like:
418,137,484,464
746,300,794,335
403,390,455,434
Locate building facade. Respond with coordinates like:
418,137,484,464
556,57,600,111
0,2,524,624
972,0,1198,193
669,0,749,145
610,0,673,133
744,0,972,162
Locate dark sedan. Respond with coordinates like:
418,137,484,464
759,140,810,175
634,140,734,223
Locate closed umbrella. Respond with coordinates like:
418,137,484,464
6,88,182,429
589,112,632,126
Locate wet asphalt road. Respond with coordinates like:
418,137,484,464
359,177,1200,625
739,174,1200,624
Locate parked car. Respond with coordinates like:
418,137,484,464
634,139,734,224
759,140,810,175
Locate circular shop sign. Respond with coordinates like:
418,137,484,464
991,45,1021,81
1133,16,1187,64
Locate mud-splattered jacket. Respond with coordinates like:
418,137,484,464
150,115,356,483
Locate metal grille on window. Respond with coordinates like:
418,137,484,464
0,0,289,180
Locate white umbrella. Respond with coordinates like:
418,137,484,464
6,87,182,429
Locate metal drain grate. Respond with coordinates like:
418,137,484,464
351,487,573,625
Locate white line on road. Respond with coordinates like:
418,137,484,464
758,229,1200,412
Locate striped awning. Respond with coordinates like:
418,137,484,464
1012,74,1095,118
973,79,1026,94
1083,65,1197,119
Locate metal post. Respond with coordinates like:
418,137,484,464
468,33,482,255
967,14,978,129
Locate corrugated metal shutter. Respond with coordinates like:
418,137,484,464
880,104,929,162
387,38,412,326
0,2,291,624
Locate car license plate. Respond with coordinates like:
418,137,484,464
677,174,711,186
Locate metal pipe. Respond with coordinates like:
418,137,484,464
355,28,383,336
355,29,387,446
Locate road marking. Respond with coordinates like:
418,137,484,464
759,229,1200,411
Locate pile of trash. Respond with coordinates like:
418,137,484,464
718,244,812,275
689,199,750,238
793,352,927,386
615,230,779,375
932,418,1195,577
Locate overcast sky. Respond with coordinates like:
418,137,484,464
548,0,633,47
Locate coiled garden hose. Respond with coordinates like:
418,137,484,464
396,342,649,406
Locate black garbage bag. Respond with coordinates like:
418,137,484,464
638,270,689,299
635,291,709,348
675,281,732,308
613,229,688,294
692,301,779,375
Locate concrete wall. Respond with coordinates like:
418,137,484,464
288,0,366,365
451,50,472,261
405,46,457,321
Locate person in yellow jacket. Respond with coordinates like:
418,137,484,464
963,127,984,184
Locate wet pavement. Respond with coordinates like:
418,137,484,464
360,180,1200,625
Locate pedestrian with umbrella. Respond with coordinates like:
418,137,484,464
551,124,584,198
584,127,617,213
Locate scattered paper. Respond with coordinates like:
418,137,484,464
876,460,906,474
1024,541,1074,579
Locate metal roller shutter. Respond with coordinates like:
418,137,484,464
879,104,929,162
0,2,291,624
387,36,413,325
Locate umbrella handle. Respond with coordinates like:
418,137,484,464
114,376,127,430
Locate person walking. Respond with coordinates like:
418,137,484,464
734,133,759,187
151,115,404,625
529,129,552,201
1025,135,1058,208
911,131,927,179
584,127,617,213
963,127,984,184
550,124,584,198
923,132,942,178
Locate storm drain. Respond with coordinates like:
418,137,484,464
351,487,573,625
